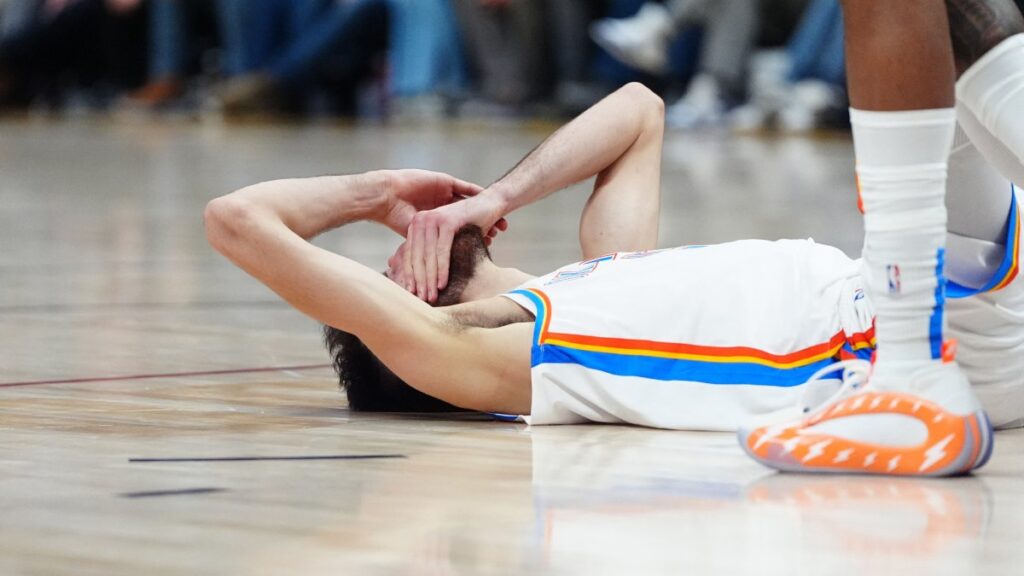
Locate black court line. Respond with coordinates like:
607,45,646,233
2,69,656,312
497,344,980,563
129,454,406,463
0,363,333,388
119,487,227,499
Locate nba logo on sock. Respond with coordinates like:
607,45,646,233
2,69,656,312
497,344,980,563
887,264,902,293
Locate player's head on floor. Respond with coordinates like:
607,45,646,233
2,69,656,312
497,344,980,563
323,225,491,412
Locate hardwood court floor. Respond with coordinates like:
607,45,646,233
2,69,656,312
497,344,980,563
2,116,1022,575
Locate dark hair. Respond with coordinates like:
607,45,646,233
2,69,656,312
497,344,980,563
324,225,491,411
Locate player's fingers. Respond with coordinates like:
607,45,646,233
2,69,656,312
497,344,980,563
401,260,413,293
401,256,414,294
401,231,416,295
387,254,398,280
389,243,409,288
424,225,439,302
436,226,454,292
486,217,508,240
452,178,484,197
410,222,427,300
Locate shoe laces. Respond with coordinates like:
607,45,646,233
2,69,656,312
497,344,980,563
797,359,872,415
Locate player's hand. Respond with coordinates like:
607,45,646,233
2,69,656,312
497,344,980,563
387,214,506,300
403,192,508,303
386,240,415,293
378,169,485,235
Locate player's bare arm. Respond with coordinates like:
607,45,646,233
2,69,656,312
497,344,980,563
396,82,665,301
204,170,532,413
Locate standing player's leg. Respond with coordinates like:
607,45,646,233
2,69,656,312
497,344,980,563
843,0,959,386
945,130,1024,430
945,126,1014,292
741,1,994,477
952,0,1024,185
943,0,1024,430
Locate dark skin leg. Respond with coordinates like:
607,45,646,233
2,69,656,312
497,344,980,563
946,0,1024,75
841,0,956,110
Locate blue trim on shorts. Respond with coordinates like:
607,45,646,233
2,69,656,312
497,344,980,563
948,186,1019,298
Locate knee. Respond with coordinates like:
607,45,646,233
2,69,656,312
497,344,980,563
619,82,664,124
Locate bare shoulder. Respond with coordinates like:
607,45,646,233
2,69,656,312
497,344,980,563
391,297,534,414
455,321,534,415
425,315,536,414
382,306,534,415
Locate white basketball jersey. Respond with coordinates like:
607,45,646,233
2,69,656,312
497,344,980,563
501,239,874,431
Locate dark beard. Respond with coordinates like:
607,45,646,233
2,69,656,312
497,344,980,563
434,225,492,307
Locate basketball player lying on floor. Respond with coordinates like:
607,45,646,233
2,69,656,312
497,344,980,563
206,83,1023,477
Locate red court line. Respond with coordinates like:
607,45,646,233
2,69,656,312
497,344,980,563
0,363,333,388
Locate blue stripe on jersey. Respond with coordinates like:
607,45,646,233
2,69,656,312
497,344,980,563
929,247,946,359
533,344,836,387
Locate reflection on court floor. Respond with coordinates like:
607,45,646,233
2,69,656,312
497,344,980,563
530,426,993,575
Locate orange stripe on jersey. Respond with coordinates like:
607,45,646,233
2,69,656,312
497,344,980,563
523,288,553,345
855,170,865,214
523,288,871,369
540,330,849,369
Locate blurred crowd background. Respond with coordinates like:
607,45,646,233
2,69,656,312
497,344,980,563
0,0,849,131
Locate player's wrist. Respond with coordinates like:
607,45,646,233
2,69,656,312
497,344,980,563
362,170,396,224
465,191,506,231
480,183,512,220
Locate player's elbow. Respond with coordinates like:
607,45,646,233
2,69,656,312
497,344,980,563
620,82,664,125
204,195,255,256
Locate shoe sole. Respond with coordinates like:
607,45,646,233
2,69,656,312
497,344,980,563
739,397,994,477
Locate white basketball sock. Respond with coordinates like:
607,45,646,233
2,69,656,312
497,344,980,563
851,108,957,384
956,33,1024,186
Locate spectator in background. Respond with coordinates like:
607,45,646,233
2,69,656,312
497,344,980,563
122,0,221,108
453,0,610,115
223,0,331,77
387,0,465,117
785,0,843,87
778,0,845,128
547,0,610,114
0,0,146,110
213,0,387,116
215,0,466,119
727,0,847,132
1,0,39,40
126,0,335,112
591,0,762,128
452,0,546,110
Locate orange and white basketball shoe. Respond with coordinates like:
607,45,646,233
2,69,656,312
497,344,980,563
738,351,994,476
